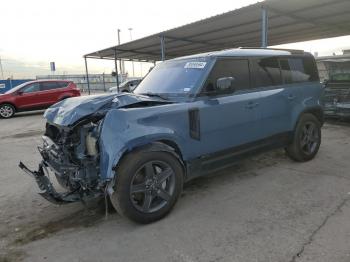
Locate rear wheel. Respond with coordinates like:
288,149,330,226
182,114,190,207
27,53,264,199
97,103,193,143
0,104,15,118
110,148,183,223
286,113,321,162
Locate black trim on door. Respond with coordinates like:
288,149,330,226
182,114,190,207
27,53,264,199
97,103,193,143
185,131,293,181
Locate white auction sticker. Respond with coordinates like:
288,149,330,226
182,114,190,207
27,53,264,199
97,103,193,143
184,61,207,69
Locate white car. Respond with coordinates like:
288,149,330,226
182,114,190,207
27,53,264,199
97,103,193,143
109,78,142,93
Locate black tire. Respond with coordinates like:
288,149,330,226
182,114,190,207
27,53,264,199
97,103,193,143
0,103,15,118
110,148,183,224
286,113,321,162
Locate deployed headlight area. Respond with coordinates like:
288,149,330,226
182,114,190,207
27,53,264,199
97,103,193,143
86,132,98,157
74,121,101,159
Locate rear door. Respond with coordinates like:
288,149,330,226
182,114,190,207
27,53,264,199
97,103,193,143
250,57,293,139
39,81,66,105
256,56,315,140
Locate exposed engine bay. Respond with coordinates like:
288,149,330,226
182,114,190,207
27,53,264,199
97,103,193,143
20,117,104,204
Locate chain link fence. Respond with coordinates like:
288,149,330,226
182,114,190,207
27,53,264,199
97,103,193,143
36,74,127,93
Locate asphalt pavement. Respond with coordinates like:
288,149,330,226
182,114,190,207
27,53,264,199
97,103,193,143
1,112,350,262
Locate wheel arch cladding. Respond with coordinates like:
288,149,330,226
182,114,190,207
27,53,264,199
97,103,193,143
114,141,186,178
302,107,324,125
293,106,324,130
98,109,187,181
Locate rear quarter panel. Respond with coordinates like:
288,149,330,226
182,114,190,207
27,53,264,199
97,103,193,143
290,82,324,129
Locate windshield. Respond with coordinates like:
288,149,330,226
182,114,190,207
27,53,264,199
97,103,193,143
134,57,213,96
4,82,30,94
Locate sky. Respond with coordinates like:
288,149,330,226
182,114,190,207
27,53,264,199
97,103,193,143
1,0,350,79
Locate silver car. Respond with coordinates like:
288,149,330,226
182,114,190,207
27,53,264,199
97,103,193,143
109,78,142,93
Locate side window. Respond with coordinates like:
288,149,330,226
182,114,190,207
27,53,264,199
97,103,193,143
303,57,319,82
280,57,319,84
40,82,61,91
22,83,40,93
56,82,69,88
204,59,250,94
253,57,282,88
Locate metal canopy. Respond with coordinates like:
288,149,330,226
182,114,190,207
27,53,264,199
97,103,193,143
85,0,350,62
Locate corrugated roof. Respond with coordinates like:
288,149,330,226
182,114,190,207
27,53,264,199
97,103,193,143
85,0,350,62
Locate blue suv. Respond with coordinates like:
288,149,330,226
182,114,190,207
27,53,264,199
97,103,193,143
20,48,323,223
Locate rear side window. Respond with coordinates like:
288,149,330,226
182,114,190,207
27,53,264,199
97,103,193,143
253,57,282,88
204,59,250,92
40,81,68,91
56,82,69,88
279,57,319,84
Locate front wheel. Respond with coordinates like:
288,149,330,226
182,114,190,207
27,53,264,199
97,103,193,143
286,113,321,162
0,104,15,118
110,148,183,223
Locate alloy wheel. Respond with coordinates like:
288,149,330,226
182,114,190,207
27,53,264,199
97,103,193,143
300,121,319,155
0,105,14,118
130,160,176,213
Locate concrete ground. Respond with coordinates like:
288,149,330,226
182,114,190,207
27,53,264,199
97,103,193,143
1,112,350,262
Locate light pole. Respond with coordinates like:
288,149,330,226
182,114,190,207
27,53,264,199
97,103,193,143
0,56,4,80
117,29,124,79
128,28,135,77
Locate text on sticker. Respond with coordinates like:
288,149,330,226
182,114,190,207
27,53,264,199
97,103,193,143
184,62,207,69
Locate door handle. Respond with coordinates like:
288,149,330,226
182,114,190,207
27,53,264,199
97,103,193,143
245,101,259,109
287,94,296,100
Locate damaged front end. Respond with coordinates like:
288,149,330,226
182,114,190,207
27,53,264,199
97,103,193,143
19,116,105,204
19,93,173,205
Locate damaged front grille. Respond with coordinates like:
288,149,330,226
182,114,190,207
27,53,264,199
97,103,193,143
21,121,104,204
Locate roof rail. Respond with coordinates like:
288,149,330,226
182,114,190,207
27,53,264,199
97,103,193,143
238,47,305,54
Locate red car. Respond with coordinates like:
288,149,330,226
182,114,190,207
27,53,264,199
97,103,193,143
0,80,81,118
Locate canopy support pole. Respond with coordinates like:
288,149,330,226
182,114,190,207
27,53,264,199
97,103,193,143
261,6,268,48
160,36,165,61
84,56,91,95
114,48,120,92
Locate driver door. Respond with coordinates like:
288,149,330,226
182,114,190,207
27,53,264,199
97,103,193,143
195,58,263,165
15,82,42,109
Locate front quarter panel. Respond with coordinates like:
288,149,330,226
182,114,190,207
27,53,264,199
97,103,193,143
99,104,191,181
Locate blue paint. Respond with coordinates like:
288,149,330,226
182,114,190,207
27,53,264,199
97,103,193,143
42,49,324,183
0,79,33,94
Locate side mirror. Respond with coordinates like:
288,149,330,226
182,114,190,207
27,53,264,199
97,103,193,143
17,90,23,95
216,77,235,92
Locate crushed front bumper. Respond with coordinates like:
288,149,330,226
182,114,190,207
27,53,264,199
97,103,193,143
19,161,81,204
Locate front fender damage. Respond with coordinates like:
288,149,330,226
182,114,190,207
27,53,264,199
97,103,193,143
99,109,185,183
19,93,182,205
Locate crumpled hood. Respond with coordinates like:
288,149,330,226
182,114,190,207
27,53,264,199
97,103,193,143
44,93,168,126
